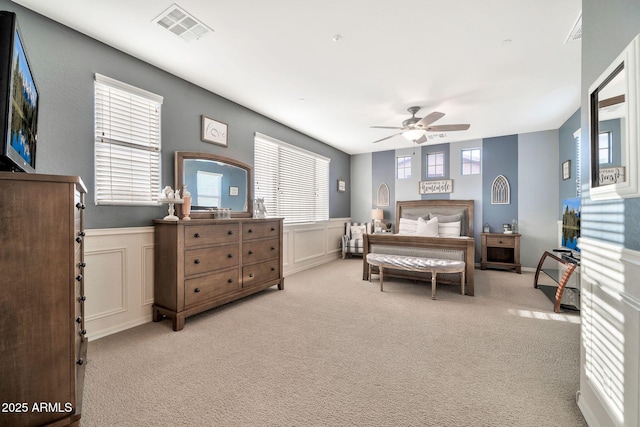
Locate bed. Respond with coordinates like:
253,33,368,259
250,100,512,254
363,199,476,295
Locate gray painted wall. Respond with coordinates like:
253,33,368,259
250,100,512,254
2,1,350,229
518,130,559,268
558,108,581,207
482,134,518,232
372,150,395,226
582,0,640,251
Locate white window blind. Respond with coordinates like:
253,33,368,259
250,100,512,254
254,133,330,224
94,73,163,205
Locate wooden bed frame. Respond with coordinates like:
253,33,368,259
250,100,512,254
363,199,476,295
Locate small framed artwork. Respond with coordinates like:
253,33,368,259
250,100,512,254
337,179,346,192
229,186,239,196
201,115,228,147
562,160,571,180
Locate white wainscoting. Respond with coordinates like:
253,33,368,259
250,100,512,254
84,218,349,340
577,237,640,427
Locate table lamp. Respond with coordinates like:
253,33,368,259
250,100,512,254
371,208,384,232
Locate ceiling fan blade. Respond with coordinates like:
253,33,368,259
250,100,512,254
416,112,445,129
414,135,427,144
426,124,470,132
371,132,402,143
370,126,404,130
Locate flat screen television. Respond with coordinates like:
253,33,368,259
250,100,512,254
0,11,38,173
561,197,581,253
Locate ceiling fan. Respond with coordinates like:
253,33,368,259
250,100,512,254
371,106,470,144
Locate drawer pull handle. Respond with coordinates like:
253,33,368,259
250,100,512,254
79,295,86,302
194,288,201,293
76,237,82,243
248,229,253,233
76,316,82,324
194,233,200,238
498,240,503,244
227,253,233,258
76,203,86,210
271,227,275,231
77,358,85,366
76,275,83,282
248,273,254,278
79,262,86,268
80,329,87,336
271,267,275,271
194,259,200,264
271,246,275,251
228,278,233,283
228,230,234,235
248,250,253,255
78,231,86,237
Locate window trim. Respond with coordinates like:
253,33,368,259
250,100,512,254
254,132,330,224
461,148,481,176
397,155,412,180
94,73,163,206
426,151,445,178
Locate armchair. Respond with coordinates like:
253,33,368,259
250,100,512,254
342,222,372,259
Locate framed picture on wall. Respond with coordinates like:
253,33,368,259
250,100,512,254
562,160,571,180
337,179,346,192
201,115,228,147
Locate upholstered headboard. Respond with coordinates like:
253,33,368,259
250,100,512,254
395,199,475,237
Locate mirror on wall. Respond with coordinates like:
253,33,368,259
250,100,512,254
175,151,253,218
589,33,640,200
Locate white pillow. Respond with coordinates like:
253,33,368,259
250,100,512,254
416,216,439,237
438,221,461,238
398,218,419,234
350,225,366,240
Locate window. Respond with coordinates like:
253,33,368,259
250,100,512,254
427,152,445,177
397,156,412,179
196,171,222,207
598,131,612,164
254,133,330,224
461,148,481,175
94,74,163,205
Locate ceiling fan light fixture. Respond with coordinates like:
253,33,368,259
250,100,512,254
402,129,426,141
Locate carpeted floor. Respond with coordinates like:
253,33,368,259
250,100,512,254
82,259,587,426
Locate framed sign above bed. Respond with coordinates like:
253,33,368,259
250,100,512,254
419,179,453,195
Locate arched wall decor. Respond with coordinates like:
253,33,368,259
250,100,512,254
491,175,510,204
377,182,390,207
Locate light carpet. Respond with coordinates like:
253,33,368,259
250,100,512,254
82,259,587,426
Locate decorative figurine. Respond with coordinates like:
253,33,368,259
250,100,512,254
254,197,267,219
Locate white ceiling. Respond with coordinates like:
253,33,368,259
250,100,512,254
13,0,582,155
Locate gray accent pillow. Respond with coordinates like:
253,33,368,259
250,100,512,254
428,212,462,223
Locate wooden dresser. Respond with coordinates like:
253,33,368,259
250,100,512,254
153,218,284,331
0,172,87,427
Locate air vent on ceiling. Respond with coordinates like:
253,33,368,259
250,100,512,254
153,4,212,42
425,133,447,142
565,14,582,43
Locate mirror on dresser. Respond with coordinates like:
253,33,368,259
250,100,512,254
175,151,253,218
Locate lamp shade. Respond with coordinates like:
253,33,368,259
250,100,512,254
371,208,384,220
402,129,426,141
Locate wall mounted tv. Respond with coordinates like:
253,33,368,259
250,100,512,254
561,197,581,253
0,11,38,173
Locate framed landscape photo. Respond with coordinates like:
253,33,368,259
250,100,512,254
562,160,571,180
201,115,228,147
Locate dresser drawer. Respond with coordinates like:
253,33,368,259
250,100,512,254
185,268,240,307
244,238,279,263
243,220,280,241
485,235,515,248
185,223,239,247
185,244,239,276
242,260,280,288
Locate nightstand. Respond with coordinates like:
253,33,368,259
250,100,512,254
481,233,521,273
